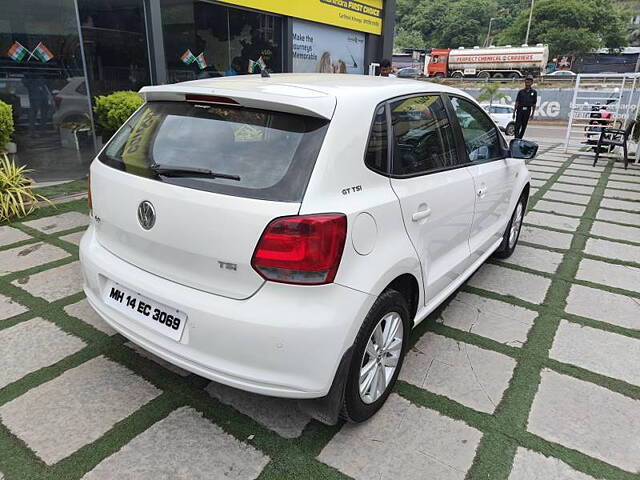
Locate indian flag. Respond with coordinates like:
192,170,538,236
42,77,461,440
33,42,54,63
180,49,196,65
249,57,266,73
7,41,28,63
195,52,207,70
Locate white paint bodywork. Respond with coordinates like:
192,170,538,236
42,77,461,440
80,74,531,398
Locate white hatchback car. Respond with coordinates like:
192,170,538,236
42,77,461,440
80,74,536,424
481,103,516,136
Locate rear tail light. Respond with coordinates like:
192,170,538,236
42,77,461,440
251,214,347,285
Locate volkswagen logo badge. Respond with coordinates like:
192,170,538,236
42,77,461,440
137,201,156,230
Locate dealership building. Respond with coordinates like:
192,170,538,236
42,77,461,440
0,0,395,181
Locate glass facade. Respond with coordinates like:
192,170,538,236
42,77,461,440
78,0,151,96
0,0,93,181
161,0,282,83
1,0,389,183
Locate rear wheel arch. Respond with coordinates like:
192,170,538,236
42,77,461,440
384,273,420,323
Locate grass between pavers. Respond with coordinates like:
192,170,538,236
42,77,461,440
1,150,640,479
461,151,639,479
33,178,88,200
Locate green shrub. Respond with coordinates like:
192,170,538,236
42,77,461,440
0,100,15,148
93,91,144,137
0,153,49,222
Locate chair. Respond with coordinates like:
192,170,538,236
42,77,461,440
593,120,637,169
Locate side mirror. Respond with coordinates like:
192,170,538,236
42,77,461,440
509,138,538,159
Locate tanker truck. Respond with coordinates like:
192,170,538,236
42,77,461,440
426,45,549,79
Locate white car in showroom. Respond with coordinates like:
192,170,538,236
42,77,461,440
80,74,535,424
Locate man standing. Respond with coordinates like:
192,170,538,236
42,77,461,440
513,76,537,139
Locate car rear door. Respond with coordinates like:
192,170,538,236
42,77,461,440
387,94,476,303
447,95,519,257
91,98,330,300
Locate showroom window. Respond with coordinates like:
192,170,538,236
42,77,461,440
77,0,151,96
0,0,94,181
160,0,283,83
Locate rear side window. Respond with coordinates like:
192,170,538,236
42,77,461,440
100,101,329,202
364,105,388,174
389,95,459,176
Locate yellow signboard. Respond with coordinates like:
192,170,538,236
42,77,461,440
217,0,384,35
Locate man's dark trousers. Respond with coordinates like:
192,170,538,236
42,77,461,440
514,107,531,139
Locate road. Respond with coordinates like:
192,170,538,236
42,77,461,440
521,121,568,144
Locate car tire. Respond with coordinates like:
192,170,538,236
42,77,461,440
478,71,490,79
341,288,411,423
494,193,527,259
451,71,463,79
505,123,515,136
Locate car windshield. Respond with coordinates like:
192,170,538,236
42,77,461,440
100,101,329,202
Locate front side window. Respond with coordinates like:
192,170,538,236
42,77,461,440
450,96,503,162
390,95,459,176
364,105,388,174
100,101,328,202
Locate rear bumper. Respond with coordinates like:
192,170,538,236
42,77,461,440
80,225,374,398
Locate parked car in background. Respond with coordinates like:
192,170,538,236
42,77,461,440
81,74,536,426
481,103,516,136
396,67,420,79
51,77,91,128
546,70,576,76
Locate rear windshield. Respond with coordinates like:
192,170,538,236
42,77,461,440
99,101,329,202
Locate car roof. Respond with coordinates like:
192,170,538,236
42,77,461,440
139,73,469,120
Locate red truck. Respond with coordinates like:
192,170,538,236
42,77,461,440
427,45,549,79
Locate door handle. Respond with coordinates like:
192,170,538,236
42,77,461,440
412,207,432,222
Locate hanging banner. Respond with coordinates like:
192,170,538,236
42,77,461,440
292,20,365,74
217,0,384,35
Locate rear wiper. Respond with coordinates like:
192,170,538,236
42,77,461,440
149,163,241,181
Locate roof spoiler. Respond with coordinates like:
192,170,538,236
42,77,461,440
139,85,336,120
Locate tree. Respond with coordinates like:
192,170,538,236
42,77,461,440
497,0,626,58
477,83,508,107
394,28,426,50
394,0,498,50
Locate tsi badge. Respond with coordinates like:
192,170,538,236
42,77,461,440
137,201,156,230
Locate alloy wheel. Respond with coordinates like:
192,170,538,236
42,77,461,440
359,312,404,404
508,201,524,249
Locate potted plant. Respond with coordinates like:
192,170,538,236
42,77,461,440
0,153,50,222
0,100,16,154
93,91,144,143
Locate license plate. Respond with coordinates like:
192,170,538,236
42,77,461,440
103,280,187,341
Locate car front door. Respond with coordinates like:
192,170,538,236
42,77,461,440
387,94,476,304
448,95,519,257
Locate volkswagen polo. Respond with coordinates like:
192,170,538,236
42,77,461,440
80,74,536,424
